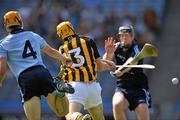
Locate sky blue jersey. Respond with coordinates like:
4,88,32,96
0,31,47,79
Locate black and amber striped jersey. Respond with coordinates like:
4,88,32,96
59,35,100,83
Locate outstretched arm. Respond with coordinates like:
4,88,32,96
0,57,7,87
42,44,71,65
96,58,116,71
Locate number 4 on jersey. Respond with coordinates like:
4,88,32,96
22,40,37,59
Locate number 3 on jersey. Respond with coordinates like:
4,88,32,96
22,40,37,59
64,47,85,67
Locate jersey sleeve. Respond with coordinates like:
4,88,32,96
0,44,7,57
89,39,100,59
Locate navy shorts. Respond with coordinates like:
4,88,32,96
18,65,55,103
115,87,151,111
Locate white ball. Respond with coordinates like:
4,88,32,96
171,77,179,85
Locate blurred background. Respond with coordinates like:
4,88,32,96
0,0,179,119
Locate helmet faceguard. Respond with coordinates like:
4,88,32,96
118,26,134,38
4,11,23,32
56,21,75,40
117,26,135,49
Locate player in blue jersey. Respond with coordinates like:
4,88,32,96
103,26,151,120
0,11,73,120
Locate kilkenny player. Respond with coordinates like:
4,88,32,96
56,21,115,120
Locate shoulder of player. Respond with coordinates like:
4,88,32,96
28,31,47,41
0,34,12,44
79,35,94,42
0,36,13,49
28,31,41,37
131,42,142,51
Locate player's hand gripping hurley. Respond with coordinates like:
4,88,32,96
111,43,158,77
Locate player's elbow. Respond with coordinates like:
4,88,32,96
96,59,104,71
96,61,109,71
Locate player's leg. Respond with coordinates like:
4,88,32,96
23,96,41,120
85,82,104,120
87,104,104,120
112,91,129,120
46,92,69,117
133,88,151,120
65,82,90,120
37,67,72,117
18,66,43,120
65,102,85,120
135,103,150,120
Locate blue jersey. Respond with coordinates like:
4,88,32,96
114,42,148,89
0,31,47,79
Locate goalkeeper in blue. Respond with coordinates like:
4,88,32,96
103,26,151,120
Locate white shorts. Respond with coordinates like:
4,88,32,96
67,81,102,109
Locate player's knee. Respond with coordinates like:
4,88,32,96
55,107,69,117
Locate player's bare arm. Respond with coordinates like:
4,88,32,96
103,37,116,60
96,58,116,71
0,57,7,87
42,44,71,64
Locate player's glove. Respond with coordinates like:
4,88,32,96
53,77,75,94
